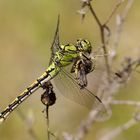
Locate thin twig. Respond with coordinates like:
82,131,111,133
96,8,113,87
46,105,50,140
64,109,100,140
111,100,140,107
46,105,55,140
100,119,137,140
87,2,111,80
79,0,125,80
64,1,137,140
100,112,140,140
88,3,102,27
64,56,139,140
114,0,135,50
104,0,124,25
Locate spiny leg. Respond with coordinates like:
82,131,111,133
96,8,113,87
71,58,93,89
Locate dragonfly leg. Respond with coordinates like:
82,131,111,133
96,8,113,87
72,57,94,89
78,67,88,89
71,59,87,89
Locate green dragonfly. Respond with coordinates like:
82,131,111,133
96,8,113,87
0,15,105,122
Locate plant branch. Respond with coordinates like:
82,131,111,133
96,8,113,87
79,0,125,80
64,56,139,140
114,0,135,51
64,1,137,140
100,112,140,140
88,2,111,79
46,105,50,140
88,3,102,27
64,109,100,140
111,100,140,107
41,81,56,140
104,0,125,25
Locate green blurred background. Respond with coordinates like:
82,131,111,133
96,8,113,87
0,0,140,140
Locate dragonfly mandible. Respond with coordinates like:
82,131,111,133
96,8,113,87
0,15,104,122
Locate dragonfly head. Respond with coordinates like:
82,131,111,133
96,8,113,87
76,39,92,54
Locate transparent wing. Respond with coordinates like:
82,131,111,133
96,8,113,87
53,57,111,120
49,15,60,64
53,65,104,110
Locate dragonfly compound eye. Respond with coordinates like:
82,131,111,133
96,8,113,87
76,39,92,54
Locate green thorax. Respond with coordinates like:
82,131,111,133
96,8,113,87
46,44,79,78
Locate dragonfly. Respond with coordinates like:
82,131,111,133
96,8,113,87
0,15,105,122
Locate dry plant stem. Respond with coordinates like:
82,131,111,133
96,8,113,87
111,100,140,107
88,1,125,79
46,105,50,140
74,110,99,140
121,0,134,19
100,116,140,140
88,3,111,80
64,109,99,140
17,110,38,140
64,1,137,140
63,58,140,140
104,0,124,25
114,0,135,50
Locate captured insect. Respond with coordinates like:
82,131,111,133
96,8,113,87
41,81,56,107
0,15,106,122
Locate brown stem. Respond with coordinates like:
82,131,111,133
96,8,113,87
101,25,111,79
46,105,50,140
104,0,124,25
88,3,111,80
88,3,102,27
